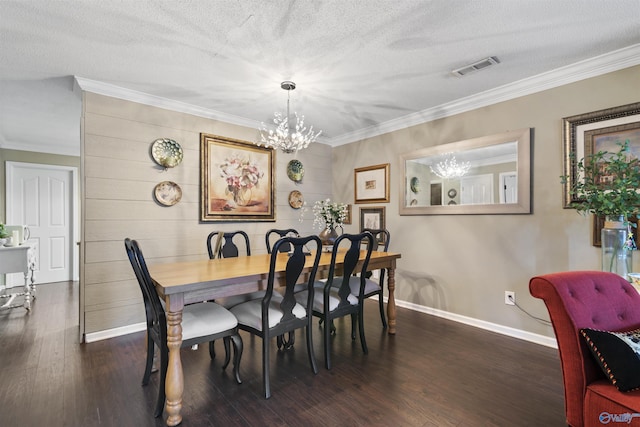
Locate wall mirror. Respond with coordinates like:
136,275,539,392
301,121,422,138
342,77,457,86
400,128,531,215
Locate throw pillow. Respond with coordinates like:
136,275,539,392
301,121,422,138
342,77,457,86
580,327,640,392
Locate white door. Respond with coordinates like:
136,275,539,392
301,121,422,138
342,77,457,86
6,162,77,285
460,174,494,205
499,172,518,203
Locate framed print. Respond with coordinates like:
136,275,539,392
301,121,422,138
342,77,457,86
354,163,390,204
200,133,275,222
360,206,386,243
343,204,352,224
562,102,640,208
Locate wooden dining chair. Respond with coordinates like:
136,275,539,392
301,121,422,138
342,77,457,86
348,228,390,328
207,230,251,259
296,232,374,370
124,238,243,417
230,235,322,399
265,228,299,254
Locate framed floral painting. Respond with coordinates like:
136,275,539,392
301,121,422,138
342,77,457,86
200,133,275,221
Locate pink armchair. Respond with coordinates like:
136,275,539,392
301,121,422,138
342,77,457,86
530,271,640,427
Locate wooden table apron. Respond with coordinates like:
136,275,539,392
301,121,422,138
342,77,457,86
148,250,401,426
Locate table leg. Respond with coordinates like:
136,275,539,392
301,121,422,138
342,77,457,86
387,267,396,335
165,309,184,426
23,271,31,311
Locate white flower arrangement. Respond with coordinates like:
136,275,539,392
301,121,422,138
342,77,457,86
312,199,347,230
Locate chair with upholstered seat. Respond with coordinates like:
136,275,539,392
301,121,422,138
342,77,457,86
347,228,390,329
207,230,251,259
296,232,374,370
265,228,299,254
124,238,243,418
530,271,640,427
230,235,322,399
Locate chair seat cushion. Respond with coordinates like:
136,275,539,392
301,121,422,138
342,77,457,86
230,293,306,331
347,276,382,295
581,327,640,392
216,291,269,309
182,302,238,342
295,282,358,312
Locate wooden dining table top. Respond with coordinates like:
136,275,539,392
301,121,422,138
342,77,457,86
149,250,401,297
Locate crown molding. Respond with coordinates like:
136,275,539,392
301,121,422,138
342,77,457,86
74,76,262,130
328,43,640,146
0,140,80,157
75,44,640,149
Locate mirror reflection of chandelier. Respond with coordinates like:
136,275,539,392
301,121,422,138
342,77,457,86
430,153,471,179
258,81,322,153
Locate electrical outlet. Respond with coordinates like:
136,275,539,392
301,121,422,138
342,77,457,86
505,291,515,305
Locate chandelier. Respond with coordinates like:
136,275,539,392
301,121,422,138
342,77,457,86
258,81,322,154
430,154,471,179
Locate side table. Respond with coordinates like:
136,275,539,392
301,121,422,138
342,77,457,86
0,245,36,311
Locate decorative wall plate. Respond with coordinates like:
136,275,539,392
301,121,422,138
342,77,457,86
447,188,457,198
410,177,420,193
287,159,304,182
288,190,304,209
154,181,183,206
151,138,183,168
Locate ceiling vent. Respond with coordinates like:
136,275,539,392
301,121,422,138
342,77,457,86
451,56,500,77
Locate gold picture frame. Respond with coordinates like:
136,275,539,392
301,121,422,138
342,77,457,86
354,163,390,204
200,133,275,222
562,102,640,208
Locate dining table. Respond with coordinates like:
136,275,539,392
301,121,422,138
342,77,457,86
148,249,401,426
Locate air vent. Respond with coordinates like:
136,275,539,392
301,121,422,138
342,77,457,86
451,56,500,77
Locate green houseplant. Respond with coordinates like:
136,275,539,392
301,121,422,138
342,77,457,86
562,140,640,276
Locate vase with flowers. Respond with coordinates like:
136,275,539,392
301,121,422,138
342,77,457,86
219,155,263,207
312,199,348,246
562,140,640,278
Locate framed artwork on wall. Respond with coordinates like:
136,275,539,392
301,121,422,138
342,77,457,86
562,102,640,208
354,163,390,204
360,206,386,243
343,204,352,224
200,133,275,222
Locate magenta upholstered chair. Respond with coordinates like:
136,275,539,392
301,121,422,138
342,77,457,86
530,271,640,427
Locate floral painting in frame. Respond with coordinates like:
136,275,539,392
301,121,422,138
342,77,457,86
200,133,275,221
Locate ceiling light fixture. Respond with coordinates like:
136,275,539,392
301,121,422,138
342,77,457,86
258,81,321,154
430,154,471,179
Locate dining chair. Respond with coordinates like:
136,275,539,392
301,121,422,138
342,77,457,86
296,232,374,370
124,238,243,417
265,228,299,254
230,235,322,399
207,230,251,259
347,228,390,329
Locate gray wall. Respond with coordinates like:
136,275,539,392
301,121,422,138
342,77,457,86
333,65,640,340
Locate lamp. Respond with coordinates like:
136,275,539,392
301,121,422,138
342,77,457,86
258,81,321,154
430,154,471,179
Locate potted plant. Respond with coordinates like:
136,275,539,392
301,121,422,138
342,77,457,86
0,223,9,246
562,140,640,277
312,199,348,245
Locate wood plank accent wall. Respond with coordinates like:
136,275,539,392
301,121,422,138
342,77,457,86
80,92,332,337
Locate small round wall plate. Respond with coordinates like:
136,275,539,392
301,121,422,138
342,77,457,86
151,138,183,168
288,190,304,209
154,181,182,206
447,188,457,198
287,159,304,182
410,177,420,193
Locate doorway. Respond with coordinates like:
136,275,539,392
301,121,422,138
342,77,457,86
6,162,78,285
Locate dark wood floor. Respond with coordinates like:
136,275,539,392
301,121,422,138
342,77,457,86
0,281,566,427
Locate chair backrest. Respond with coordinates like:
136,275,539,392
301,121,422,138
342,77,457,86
529,271,640,427
264,235,322,331
124,238,166,341
207,230,251,259
362,228,390,253
265,228,299,254
327,232,374,308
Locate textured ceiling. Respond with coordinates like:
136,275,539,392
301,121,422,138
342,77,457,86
1,0,639,156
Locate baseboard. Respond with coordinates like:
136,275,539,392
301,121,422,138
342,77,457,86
84,299,557,349
390,297,558,349
84,322,146,343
